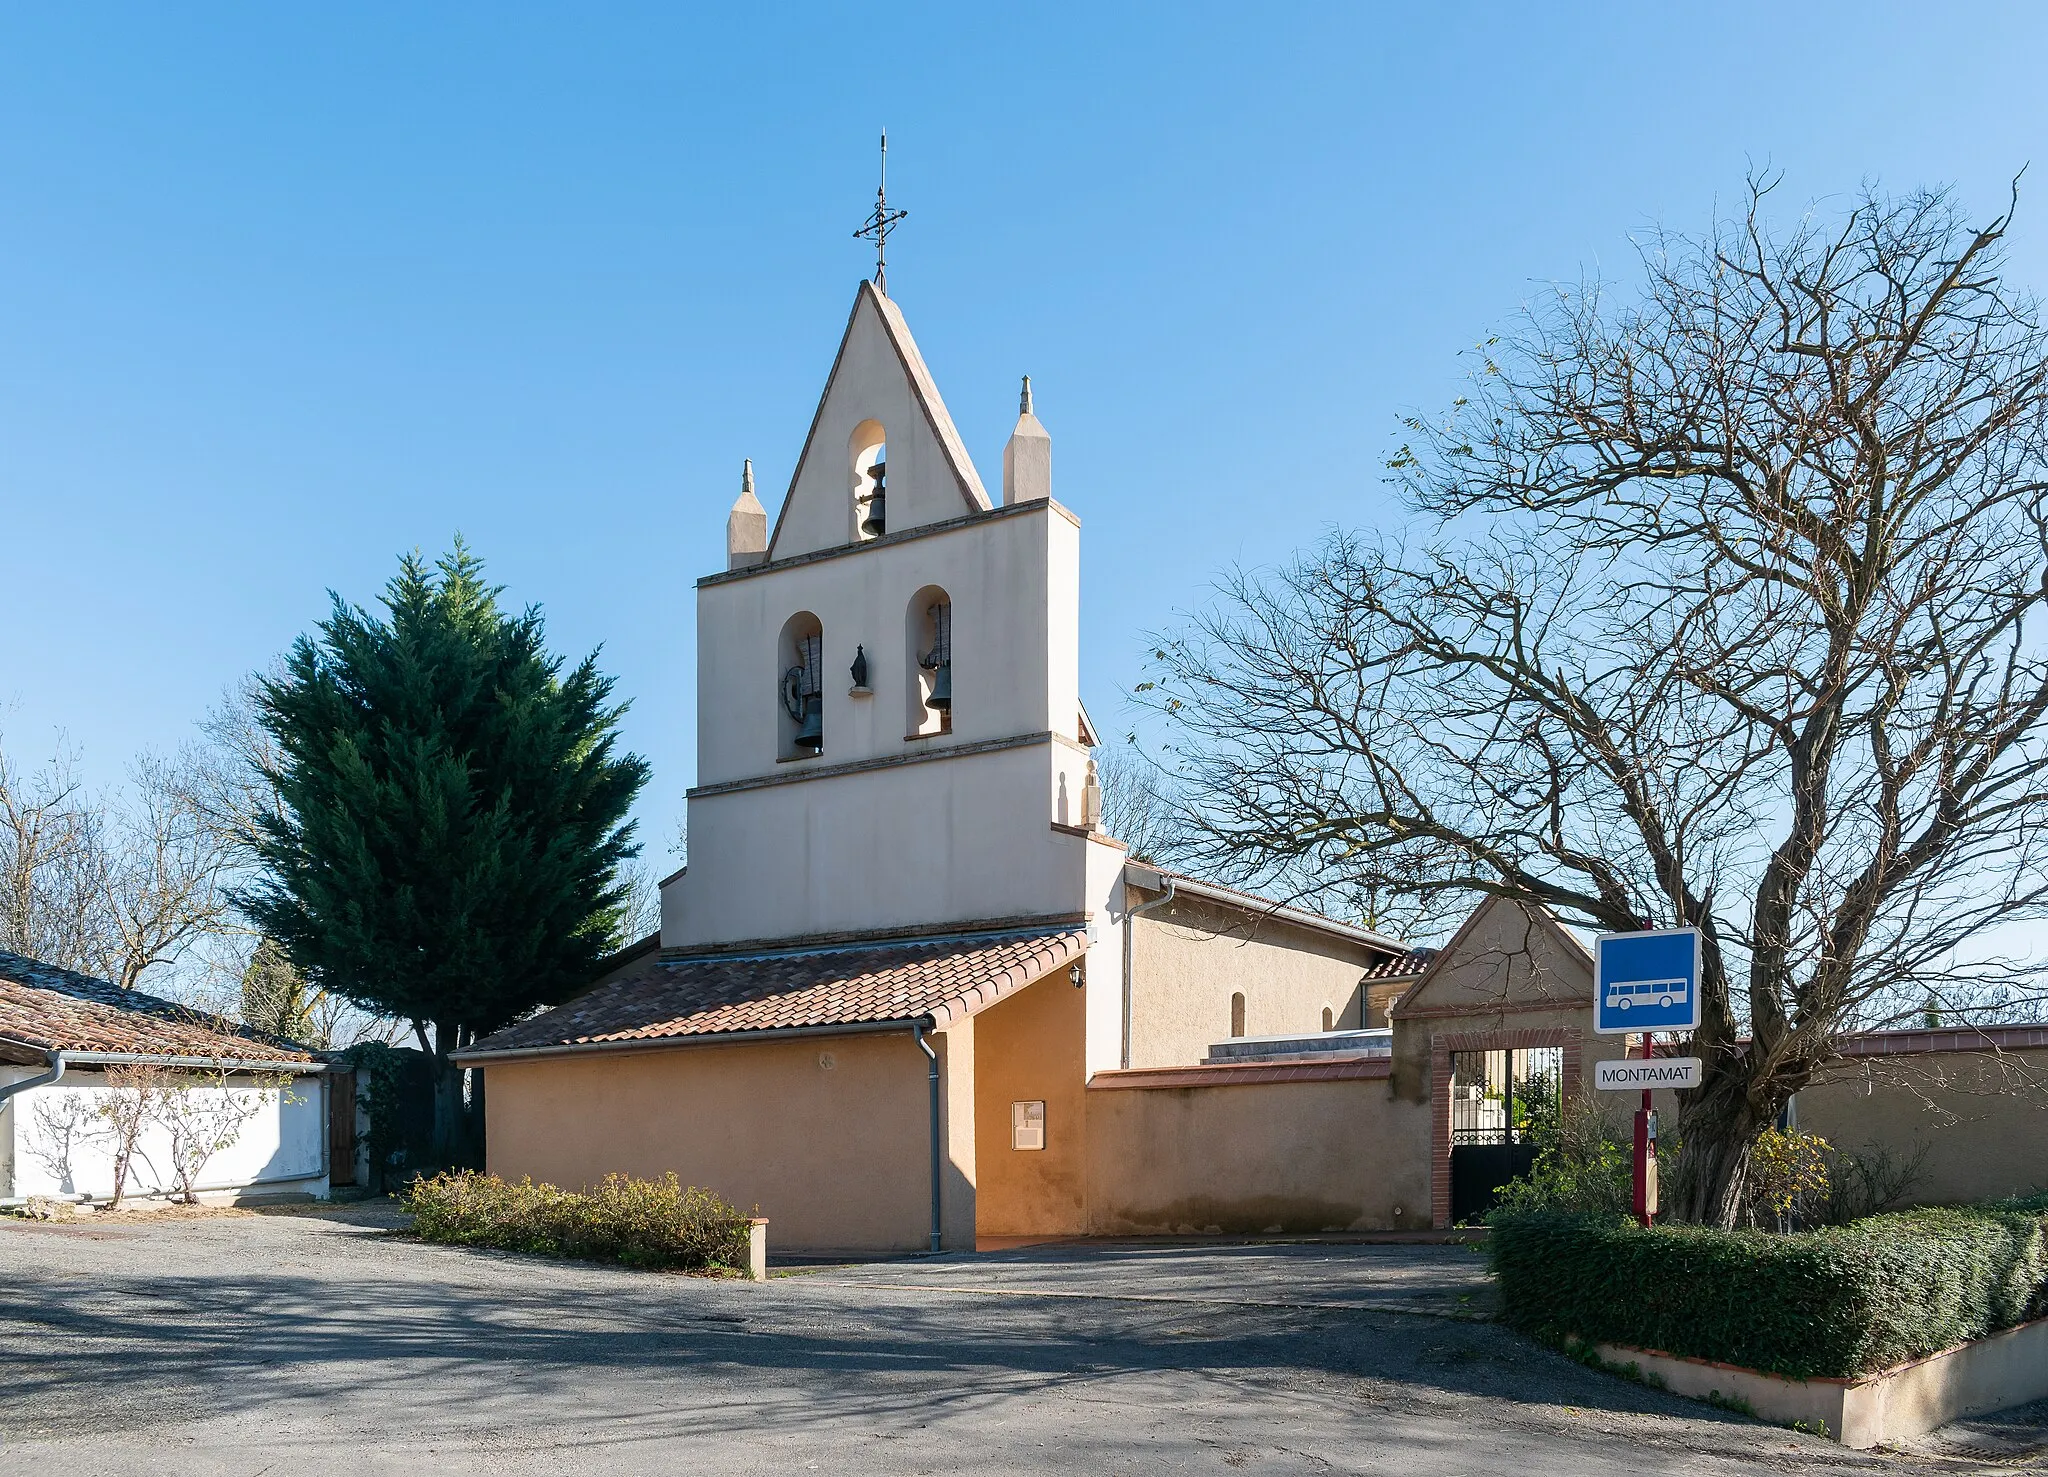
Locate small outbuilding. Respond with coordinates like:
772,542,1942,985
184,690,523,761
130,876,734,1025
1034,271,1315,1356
0,951,332,1206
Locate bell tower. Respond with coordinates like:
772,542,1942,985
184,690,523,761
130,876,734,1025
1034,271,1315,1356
661,274,1120,966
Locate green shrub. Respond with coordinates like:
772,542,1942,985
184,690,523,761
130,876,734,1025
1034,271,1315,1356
403,1170,753,1273
1491,1203,2048,1379
1491,1093,1633,1217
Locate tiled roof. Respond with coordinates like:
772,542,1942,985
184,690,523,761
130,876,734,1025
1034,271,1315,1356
1834,1024,2048,1057
0,951,320,1064
461,925,1091,1059
1361,949,1436,981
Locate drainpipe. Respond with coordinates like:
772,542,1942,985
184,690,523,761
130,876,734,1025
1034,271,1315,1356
0,1049,66,1110
1121,874,1177,1069
912,1021,942,1253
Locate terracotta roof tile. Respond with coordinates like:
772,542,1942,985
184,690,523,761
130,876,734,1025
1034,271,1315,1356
1834,1024,2048,1056
1361,949,1436,981
0,951,320,1063
462,925,1091,1058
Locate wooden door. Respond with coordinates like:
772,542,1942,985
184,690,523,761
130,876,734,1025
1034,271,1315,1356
328,1069,358,1187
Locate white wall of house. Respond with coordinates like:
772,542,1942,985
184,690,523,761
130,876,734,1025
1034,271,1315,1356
1,1066,328,1203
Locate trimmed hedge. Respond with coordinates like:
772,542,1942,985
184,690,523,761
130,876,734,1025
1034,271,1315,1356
1491,1204,2048,1379
404,1170,753,1273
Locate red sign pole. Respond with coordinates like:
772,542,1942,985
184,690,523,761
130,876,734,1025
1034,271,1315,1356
1632,1031,1657,1227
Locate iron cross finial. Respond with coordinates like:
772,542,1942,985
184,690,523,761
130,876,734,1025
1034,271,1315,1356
854,129,908,294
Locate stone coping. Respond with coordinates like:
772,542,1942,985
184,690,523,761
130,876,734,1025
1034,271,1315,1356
1089,1058,1392,1091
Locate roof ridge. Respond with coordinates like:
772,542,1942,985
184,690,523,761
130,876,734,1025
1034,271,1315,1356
0,948,318,1057
462,925,1091,1060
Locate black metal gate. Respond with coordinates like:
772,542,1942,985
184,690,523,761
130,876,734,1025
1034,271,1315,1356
1448,1047,1562,1224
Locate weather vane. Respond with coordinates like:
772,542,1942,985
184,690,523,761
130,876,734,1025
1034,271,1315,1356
854,129,908,294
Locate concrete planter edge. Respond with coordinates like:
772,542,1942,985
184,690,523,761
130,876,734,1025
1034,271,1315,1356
1590,1315,2048,1449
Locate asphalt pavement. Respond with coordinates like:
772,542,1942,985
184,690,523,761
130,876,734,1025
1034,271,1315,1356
2,1202,2042,1474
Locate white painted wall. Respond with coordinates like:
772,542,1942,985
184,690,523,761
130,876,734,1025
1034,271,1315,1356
3,1068,327,1202
769,285,988,559
669,743,1091,946
694,505,1073,789
1081,835,1132,1075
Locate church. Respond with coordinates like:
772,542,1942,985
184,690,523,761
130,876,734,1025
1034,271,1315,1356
457,274,2048,1253
455,274,1424,1252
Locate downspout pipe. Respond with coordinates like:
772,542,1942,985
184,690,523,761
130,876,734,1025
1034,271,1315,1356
0,1049,67,1110
1121,875,1177,1069
912,1020,942,1253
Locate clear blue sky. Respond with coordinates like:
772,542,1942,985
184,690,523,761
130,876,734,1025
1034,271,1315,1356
4,4,2045,864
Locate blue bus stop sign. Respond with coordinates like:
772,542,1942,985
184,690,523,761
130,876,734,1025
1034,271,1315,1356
1593,927,1701,1035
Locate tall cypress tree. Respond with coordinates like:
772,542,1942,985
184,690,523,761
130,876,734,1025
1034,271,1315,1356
245,541,649,1162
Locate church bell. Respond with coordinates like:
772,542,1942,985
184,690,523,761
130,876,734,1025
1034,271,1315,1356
794,692,824,750
860,460,888,536
784,632,825,752
920,598,952,713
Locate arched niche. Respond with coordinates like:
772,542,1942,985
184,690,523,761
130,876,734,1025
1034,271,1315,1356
1230,992,1247,1039
905,585,952,738
850,419,887,542
778,610,825,760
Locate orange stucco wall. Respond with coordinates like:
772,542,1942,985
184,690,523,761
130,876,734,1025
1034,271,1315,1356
1796,1048,2048,1206
480,1028,972,1255
1084,1075,1431,1235
973,974,1090,1236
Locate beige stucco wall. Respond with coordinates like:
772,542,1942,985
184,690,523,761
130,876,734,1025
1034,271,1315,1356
974,974,1090,1237
1085,1076,1432,1235
1129,897,1375,1069
1795,1049,2048,1206
1390,898,1594,1105
480,1029,972,1255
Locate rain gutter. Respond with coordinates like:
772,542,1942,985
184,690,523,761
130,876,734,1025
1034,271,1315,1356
913,1019,943,1254
44,1050,327,1074
450,1016,925,1065
0,1048,66,1110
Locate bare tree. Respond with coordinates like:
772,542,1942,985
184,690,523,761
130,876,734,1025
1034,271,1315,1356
102,751,233,991
2,734,236,989
1144,178,2048,1225
156,1070,266,1204
94,1064,170,1207
0,739,114,974
188,675,291,865
1091,741,1184,865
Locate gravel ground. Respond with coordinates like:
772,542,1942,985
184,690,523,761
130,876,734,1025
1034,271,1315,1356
2,1202,2043,1475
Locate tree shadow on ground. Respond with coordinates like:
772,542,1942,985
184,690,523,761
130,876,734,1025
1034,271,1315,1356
0,1250,1754,1456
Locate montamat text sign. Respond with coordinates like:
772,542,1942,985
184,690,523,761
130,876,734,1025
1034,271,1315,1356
1595,1057,1704,1092
1593,926,1702,1035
